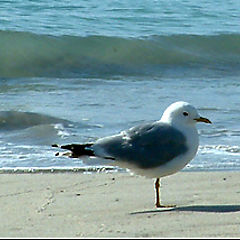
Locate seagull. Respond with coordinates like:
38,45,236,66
52,101,211,208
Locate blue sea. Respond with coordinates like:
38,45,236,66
0,0,240,173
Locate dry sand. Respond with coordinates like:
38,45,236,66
0,171,240,238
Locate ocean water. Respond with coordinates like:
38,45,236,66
0,0,240,173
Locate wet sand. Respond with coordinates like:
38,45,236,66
0,171,240,238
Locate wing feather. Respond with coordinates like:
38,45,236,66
94,122,188,169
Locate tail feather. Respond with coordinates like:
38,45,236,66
52,143,95,158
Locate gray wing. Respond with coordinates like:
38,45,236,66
94,122,188,169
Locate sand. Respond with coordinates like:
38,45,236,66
0,171,240,238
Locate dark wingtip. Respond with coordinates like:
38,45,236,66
52,144,60,148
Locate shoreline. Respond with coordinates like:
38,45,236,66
0,171,240,238
0,165,240,174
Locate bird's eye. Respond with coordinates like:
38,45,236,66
183,111,189,116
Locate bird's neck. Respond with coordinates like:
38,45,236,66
173,122,199,157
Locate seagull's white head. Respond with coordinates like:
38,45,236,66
160,101,212,127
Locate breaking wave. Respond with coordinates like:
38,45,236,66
0,111,71,130
1,30,240,77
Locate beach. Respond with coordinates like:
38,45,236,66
1,1,240,238
0,171,240,238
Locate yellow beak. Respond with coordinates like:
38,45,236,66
194,117,212,124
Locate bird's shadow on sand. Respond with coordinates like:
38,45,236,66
131,204,240,215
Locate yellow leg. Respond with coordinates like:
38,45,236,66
155,178,161,207
155,178,176,208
